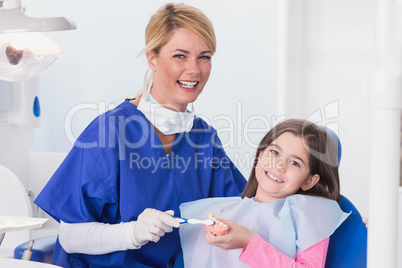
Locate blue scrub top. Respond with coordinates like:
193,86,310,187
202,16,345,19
34,101,246,268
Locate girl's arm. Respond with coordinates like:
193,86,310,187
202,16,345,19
239,234,329,268
206,218,329,268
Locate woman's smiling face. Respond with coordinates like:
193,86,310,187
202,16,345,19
254,132,320,203
146,27,213,112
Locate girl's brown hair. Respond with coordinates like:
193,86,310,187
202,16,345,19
241,119,340,202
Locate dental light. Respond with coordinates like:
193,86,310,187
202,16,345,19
0,33,63,82
0,0,75,33
0,0,75,127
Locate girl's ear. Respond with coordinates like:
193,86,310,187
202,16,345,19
301,174,320,191
146,51,158,72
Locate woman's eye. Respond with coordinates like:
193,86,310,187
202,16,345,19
199,55,211,60
173,54,185,59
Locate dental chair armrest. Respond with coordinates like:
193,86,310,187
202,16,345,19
14,235,57,264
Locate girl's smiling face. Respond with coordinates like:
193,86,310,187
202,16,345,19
254,132,320,203
146,27,213,112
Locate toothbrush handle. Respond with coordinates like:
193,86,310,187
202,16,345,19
173,216,188,224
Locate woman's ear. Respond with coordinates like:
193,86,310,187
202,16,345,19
146,51,158,72
301,174,320,191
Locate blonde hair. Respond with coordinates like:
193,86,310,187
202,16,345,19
143,3,216,55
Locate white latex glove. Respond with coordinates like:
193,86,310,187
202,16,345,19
131,209,180,247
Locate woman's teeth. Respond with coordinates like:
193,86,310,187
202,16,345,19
266,171,284,183
178,81,198,88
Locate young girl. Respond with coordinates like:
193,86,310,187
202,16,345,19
178,119,349,267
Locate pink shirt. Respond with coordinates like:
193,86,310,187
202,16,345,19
239,234,330,267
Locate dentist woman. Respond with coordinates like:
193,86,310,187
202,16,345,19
35,3,246,267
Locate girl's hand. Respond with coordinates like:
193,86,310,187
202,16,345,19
205,218,254,250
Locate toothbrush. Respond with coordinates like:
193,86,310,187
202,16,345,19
174,216,215,225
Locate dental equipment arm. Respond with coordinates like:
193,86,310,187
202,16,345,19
59,209,179,254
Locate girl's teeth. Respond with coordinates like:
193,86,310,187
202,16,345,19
179,81,198,88
266,172,284,183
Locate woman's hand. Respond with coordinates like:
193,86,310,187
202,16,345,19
205,218,254,250
131,209,180,247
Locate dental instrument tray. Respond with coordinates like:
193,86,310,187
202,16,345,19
0,215,48,233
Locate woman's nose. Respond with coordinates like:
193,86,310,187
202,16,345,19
186,59,201,75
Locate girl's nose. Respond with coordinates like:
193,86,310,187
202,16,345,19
274,157,286,173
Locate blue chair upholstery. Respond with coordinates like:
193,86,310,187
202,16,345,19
173,250,184,268
325,195,367,267
320,125,367,267
14,235,57,263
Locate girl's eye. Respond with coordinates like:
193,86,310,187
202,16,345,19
290,160,300,167
270,150,279,156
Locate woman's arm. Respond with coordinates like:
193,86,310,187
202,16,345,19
59,221,137,254
59,209,180,254
239,234,329,268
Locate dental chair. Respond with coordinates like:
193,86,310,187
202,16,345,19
309,126,367,267
325,195,367,267
322,126,367,268
0,164,56,263
173,125,368,268
0,165,32,257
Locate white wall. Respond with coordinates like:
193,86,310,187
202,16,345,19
283,0,401,266
284,0,376,217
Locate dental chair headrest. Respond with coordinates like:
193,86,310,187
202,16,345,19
317,125,342,165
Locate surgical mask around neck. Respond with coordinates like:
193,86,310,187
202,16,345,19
137,88,195,135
